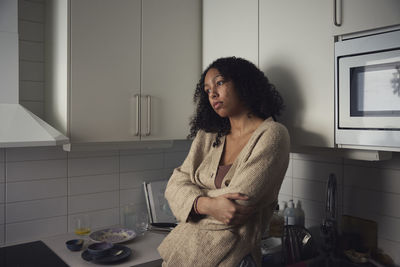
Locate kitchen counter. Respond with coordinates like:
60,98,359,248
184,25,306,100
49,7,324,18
42,230,166,267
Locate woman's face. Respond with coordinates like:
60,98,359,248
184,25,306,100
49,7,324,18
203,68,246,118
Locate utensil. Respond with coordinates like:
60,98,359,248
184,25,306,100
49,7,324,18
113,250,124,256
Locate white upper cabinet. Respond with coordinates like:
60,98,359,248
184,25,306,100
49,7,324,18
202,0,258,68
333,0,400,36
45,0,201,145
260,0,334,148
69,0,142,143
141,0,201,141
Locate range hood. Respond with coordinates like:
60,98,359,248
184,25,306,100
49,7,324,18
0,1,69,148
0,104,69,148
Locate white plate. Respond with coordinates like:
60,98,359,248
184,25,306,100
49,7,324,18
89,228,137,244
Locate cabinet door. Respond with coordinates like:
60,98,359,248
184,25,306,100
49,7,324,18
141,0,201,140
70,0,141,142
202,0,259,68
333,0,400,36
259,0,334,148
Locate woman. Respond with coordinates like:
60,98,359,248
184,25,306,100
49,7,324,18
158,57,290,266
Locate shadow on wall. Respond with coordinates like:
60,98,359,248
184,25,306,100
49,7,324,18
263,64,327,148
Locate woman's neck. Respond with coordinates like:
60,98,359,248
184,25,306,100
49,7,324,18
228,114,264,138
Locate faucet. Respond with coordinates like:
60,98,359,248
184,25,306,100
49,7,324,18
325,173,337,222
320,173,338,263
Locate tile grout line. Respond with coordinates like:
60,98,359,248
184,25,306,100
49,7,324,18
118,150,121,226
66,151,69,234
3,149,6,245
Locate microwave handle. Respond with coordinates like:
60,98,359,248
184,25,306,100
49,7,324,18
333,0,342,26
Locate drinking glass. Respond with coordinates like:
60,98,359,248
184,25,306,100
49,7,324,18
134,211,149,235
73,214,91,237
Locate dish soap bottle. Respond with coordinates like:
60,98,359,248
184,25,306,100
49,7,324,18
284,200,298,226
296,200,305,226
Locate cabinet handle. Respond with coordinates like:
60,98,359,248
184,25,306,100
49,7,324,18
135,94,140,136
333,0,342,26
145,95,151,136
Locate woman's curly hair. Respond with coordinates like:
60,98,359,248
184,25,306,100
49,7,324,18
189,57,284,145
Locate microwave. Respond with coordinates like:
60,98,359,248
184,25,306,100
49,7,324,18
335,30,400,151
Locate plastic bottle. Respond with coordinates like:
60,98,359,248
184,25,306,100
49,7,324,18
284,200,297,225
296,200,305,227
269,204,284,237
279,201,287,217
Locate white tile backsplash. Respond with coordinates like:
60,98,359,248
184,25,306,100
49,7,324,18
377,216,400,243
293,197,325,222
292,159,343,184
2,144,400,264
0,224,4,245
19,41,43,62
6,159,66,182
285,159,293,178
68,150,119,159
6,146,66,162
279,176,292,196
6,216,67,244
18,0,44,22
6,197,67,223
0,149,5,161
0,205,4,224
120,188,145,207
164,151,187,168
293,179,326,202
169,140,192,152
19,61,44,81
69,173,118,196
0,163,4,183
7,178,67,202
120,169,167,189
68,156,118,177
291,152,343,164
344,165,400,194
19,81,44,101
68,191,119,214
18,20,44,42
120,153,163,172
0,184,5,203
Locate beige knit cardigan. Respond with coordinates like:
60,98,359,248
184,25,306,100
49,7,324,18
158,118,290,267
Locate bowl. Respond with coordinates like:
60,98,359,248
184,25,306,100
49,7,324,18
87,242,114,257
66,239,84,251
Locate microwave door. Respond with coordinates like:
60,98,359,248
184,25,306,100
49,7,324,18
338,49,400,130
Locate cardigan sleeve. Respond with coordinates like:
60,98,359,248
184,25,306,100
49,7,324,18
164,130,212,223
206,123,290,209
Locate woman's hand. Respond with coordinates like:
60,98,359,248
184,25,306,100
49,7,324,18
196,193,256,225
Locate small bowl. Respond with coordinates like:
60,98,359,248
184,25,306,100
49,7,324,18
66,239,84,251
87,242,114,257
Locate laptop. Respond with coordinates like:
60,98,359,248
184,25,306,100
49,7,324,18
143,180,177,231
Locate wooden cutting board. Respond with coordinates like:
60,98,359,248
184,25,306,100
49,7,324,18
341,214,377,252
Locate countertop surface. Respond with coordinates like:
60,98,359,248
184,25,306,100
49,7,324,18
42,230,166,267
